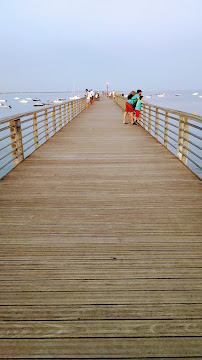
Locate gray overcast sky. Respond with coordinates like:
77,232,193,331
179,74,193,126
1,0,202,92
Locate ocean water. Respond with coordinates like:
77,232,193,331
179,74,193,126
0,91,86,119
1,90,202,119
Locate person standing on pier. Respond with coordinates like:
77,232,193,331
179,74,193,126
123,90,141,124
86,89,91,110
133,95,147,125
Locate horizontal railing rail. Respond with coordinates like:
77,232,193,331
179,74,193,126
0,97,86,179
115,94,202,179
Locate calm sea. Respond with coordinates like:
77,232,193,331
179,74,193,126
0,90,202,118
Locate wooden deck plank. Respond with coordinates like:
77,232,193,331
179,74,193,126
0,98,202,358
1,304,202,321
1,278,202,292
1,319,202,338
1,338,202,358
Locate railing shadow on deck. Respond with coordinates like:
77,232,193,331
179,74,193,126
115,95,202,179
0,97,86,179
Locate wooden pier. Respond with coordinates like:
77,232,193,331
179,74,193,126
0,97,202,358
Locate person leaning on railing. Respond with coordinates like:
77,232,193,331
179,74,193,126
123,89,142,124
133,96,147,125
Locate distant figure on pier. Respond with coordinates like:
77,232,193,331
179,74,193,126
90,89,94,104
85,89,91,110
95,92,100,101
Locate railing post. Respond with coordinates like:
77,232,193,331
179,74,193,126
59,106,62,129
182,118,189,165
142,105,146,128
33,113,39,150
9,118,24,167
177,116,184,160
71,102,74,121
164,111,169,148
177,116,189,164
67,102,70,123
148,106,152,133
44,109,49,141
155,108,159,139
76,100,78,115
63,104,66,125
52,108,56,134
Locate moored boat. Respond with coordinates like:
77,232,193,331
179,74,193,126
33,102,44,106
19,99,28,103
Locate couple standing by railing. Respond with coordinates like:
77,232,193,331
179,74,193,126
123,89,147,125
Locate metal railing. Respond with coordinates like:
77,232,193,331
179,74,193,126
115,95,202,179
0,97,86,179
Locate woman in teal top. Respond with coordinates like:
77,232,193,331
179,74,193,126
127,93,139,106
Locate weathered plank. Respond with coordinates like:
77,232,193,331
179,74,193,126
0,290,202,305
1,304,202,321
1,278,202,292
0,338,202,358
1,320,202,338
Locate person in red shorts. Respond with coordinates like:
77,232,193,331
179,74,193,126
133,96,147,125
123,91,136,124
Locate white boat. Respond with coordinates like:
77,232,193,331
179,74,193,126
43,101,54,105
14,97,20,100
20,99,28,103
54,99,63,103
0,104,12,108
33,102,44,106
157,93,165,97
69,82,81,100
145,95,152,98
33,98,41,101
69,95,81,100
26,97,32,100
0,99,7,102
192,92,198,96
199,95,202,98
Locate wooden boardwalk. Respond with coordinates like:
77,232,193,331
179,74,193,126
0,97,202,358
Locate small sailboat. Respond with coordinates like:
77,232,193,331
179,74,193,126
14,97,20,100
26,98,32,100
53,99,63,103
69,82,81,100
43,101,54,105
145,95,152,98
69,95,81,100
0,99,7,102
157,93,165,97
199,95,202,98
33,98,41,101
20,99,28,103
192,92,198,96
